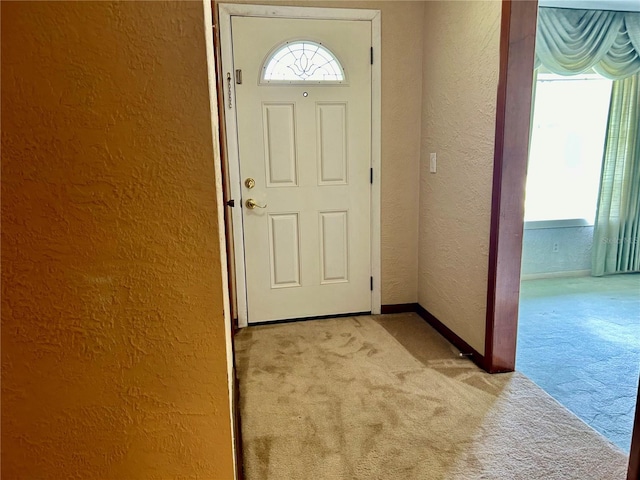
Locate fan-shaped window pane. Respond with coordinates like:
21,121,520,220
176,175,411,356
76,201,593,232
262,41,345,83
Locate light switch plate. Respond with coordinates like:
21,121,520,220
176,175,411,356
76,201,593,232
430,153,437,173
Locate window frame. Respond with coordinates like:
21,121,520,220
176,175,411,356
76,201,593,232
524,71,612,227
259,38,349,86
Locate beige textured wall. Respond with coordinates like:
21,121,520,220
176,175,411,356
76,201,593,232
1,2,235,478
220,0,424,305
418,0,502,354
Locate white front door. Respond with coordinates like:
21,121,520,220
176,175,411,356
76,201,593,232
229,14,373,324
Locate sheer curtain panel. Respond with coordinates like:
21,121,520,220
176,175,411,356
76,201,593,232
592,73,640,276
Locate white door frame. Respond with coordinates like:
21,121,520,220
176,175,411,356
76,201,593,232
219,3,381,328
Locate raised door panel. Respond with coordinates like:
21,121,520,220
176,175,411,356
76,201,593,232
316,103,348,185
268,213,301,288
320,210,349,284
262,103,298,187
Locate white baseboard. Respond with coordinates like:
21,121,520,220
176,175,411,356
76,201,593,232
521,269,591,281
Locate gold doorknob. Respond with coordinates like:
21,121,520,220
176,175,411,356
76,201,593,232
245,198,267,209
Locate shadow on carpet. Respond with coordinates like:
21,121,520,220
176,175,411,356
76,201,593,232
235,313,628,479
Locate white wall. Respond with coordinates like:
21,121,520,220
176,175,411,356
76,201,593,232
418,0,502,355
521,226,594,277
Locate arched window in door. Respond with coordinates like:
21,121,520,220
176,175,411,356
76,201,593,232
261,41,346,84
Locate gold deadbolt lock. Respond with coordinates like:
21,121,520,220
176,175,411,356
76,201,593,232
244,178,256,189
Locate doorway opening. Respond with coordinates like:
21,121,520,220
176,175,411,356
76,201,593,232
218,3,382,328
486,0,640,469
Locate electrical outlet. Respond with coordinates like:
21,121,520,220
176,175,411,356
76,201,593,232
553,242,559,253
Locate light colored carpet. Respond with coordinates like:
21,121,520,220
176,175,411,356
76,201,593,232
517,274,640,452
235,313,629,479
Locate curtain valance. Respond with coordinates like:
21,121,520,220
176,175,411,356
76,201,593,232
536,7,640,80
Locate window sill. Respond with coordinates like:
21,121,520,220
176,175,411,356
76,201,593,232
524,219,594,230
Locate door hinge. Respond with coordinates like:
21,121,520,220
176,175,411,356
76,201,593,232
370,276,373,291
370,168,373,184
235,69,243,85
370,47,373,65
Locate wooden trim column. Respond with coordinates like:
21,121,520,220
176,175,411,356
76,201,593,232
484,0,538,373
629,375,640,480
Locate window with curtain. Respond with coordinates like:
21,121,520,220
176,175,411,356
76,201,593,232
532,6,640,275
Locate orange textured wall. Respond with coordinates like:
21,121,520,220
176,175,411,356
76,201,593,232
1,1,235,478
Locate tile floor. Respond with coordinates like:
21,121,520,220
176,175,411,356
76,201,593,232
516,273,640,453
